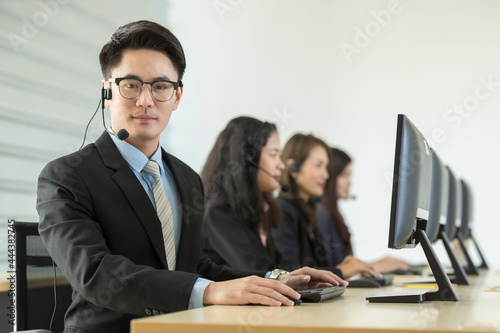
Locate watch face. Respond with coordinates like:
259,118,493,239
270,269,288,279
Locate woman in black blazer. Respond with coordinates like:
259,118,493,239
201,117,345,279
271,134,379,279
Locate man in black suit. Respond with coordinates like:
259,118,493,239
37,20,346,333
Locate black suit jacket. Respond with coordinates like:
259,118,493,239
202,194,284,271
37,132,264,333
271,196,343,277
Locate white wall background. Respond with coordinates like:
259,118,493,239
167,0,500,266
1,0,498,269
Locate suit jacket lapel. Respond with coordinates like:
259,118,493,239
96,133,168,268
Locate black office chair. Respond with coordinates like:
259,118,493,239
13,221,72,333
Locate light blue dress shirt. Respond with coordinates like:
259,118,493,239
108,130,212,309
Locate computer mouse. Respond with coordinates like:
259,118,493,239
284,295,302,306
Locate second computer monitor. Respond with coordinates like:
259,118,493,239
459,179,473,239
444,166,462,241
426,149,449,243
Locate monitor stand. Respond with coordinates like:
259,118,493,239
470,231,489,269
367,229,459,303
438,226,469,285
456,233,479,275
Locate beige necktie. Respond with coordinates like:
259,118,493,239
143,160,176,270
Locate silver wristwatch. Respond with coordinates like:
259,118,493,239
269,269,289,280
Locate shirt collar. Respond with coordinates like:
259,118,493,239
107,128,164,175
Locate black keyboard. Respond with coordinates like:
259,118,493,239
297,285,346,302
348,274,394,288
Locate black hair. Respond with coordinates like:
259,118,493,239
99,20,186,81
280,133,330,233
201,116,281,234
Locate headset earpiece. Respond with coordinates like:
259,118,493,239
289,136,301,174
101,87,112,100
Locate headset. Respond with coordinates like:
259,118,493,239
100,86,111,130
102,86,112,101
289,136,301,173
245,152,289,192
78,87,128,150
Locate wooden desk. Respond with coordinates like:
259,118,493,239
131,269,500,333
0,269,69,293
0,272,13,292
25,266,69,289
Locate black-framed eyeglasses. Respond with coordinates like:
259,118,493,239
108,77,182,102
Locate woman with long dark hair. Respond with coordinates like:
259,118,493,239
319,147,410,273
201,116,284,270
201,117,347,286
271,134,378,279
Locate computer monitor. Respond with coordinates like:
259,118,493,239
459,179,473,239
458,179,489,269
426,151,469,285
387,115,432,249
367,114,458,303
444,166,461,241
446,170,479,275
426,149,448,243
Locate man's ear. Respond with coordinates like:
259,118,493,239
172,86,183,111
102,79,111,109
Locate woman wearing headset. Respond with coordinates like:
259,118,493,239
201,117,347,285
271,134,378,279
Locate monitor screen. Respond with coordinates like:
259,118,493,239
425,149,449,243
458,178,488,270
370,115,460,303
388,115,432,249
459,179,473,239
444,167,462,240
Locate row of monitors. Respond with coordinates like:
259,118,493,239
389,114,474,249
367,114,488,304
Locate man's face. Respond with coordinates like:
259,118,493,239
105,48,182,147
